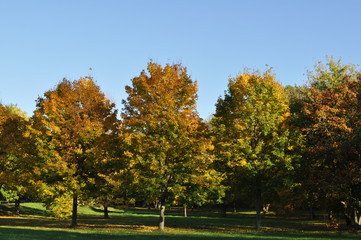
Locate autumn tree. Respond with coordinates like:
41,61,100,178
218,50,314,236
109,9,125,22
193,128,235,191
0,104,36,213
32,77,118,226
212,69,293,230
302,57,361,226
122,62,223,230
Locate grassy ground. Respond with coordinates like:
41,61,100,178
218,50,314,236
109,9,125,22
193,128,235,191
0,203,360,240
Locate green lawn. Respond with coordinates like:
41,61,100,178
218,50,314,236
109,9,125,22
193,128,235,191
0,203,359,240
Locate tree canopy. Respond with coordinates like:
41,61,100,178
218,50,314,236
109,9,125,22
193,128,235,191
1,57,361,230
212,69,293,230
32,77,118,226
122,62,223,230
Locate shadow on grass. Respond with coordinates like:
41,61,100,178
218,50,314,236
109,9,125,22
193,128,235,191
0,204,13,215
0,213,336,234
0,203,52,217
89,206,118,215
19,205,52,217
1,204,357,238
0,226,360,240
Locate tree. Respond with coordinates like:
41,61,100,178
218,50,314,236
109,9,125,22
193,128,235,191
83,124,125,219
303,72,361,226
122,62,223,230
0,104,36,213
284,85,318,217
280,57,360,221
307,56,358,91
32,77,118,226
212,69,292,230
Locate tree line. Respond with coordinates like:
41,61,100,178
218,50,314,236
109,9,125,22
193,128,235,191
0,57,360,230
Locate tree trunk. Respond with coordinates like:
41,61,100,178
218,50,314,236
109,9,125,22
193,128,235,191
328,210,333,221
159,204,165,231
310,206,316,219
256,190,262,231
71,195,78,227
222,197,227,217
233,201,237,213
345,214,352,226
354,208,361,226
183,204,187,217
104,204,109,219
14,198,20,215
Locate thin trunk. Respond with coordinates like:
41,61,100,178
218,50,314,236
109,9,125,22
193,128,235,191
256,191,262,231
354,208,361,226
345,213,352,226
222,197,227,217
159,204,165,231
310,206,316,219
342,203,352,226
183,204,187,217
14,198,20,215
104,205,109,219
71,195,78,227
233,201,237,213
328,210,333,221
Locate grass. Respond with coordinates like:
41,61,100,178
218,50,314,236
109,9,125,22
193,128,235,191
0,203,360,240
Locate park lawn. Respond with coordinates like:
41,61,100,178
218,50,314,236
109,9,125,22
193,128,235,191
0,203,359,240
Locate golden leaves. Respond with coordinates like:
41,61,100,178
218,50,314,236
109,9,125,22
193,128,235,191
122,62,221,205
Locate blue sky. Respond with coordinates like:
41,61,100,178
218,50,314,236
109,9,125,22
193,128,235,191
1,0,361,119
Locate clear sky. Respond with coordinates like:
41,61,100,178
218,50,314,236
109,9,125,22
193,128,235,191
1,0,361,119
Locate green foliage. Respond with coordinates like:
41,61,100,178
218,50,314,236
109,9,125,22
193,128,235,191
212,69,294,228
307,56,358,91
0,186,19,202
213,69,292,172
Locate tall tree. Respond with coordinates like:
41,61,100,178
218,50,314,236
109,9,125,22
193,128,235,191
122,62,222,230
32,77,118,227
0,104,36,213
303,71,361,226
284,57,358,219
212,69,292,230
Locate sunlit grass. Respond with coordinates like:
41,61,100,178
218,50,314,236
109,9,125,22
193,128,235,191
0,202,360,240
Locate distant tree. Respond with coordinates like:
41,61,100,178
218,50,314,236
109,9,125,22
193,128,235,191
177,151,225,217
122,62,223,230
212,69,293,230
84,122,126,219
32,77,118,226
307,56,358,91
